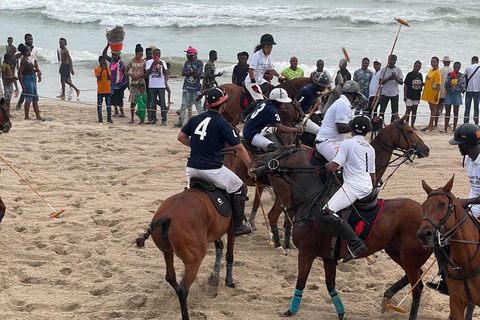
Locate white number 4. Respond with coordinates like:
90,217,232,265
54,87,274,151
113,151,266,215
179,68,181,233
194,117,211,140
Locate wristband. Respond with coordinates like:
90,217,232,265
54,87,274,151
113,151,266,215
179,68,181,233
250,79,256,84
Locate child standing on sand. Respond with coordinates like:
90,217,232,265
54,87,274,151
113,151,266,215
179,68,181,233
136,85,148,124
95,56,113,123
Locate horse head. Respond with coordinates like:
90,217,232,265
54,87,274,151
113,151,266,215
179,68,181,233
417,175,461,249
376,114,430,158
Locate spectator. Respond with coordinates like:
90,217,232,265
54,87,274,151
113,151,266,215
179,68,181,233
94,56,112,123
165,62,177,105
369,58,382,115
15,34,41,111
202,50,223,110
335,58,351,86
146,48,168,125
378,55,403,123
145,47,153,122
136,85,148,125
175,46,203,127
17,43,41,120
443,62,466,132
125,44,149,124
57,38,80,99
6,37,19,92
436,56,453,127
102,43,128,118
1,53,17,116
403,60,423,130
464,56,480,124
280,56,304,81
353,57,373,98
421,57,442,132
232,51,249,86
311,59,325,78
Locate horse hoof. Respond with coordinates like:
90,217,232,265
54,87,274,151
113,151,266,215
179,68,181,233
381,297,390,313
338,313,345,320
276,246,287,256
280,310,294,317
249,221,257,231
208,272,220,286
225,280,236,288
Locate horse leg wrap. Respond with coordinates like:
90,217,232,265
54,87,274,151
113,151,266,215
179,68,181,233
284,226,292,249
271,225,281,248
0,212,4,224
384,275,409,299
329,289,345,315
226,261,233,283
409,296,421,320
249,207,257,221
288,288,304,314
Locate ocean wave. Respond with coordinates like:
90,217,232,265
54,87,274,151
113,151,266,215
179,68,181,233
2,1,480,27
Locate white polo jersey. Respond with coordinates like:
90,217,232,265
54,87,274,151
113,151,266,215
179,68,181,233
466,155,480,217
465,64,480,92
369,70,381,98
316,95,353,142
333,135,375,192
245,49,274,86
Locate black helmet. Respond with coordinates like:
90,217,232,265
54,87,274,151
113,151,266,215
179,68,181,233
449,123,480,145
343,80,361,94
349,114,373,135
206,87,231,108
313,71,332,88
260,34,276,45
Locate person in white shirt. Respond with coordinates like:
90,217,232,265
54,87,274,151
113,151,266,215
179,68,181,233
368,58,382,114
241,34,283,120
322,114,376,263
378,55,403,123
315,80,360,161
146,48,168,125
464,56,480,125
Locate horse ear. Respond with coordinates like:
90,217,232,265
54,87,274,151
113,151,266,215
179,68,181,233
444,175,455,193
422,180,433,194
399,113,407,123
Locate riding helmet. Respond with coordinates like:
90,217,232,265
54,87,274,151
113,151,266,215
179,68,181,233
342,80,361,94
269,88,292,103
260,34,276,45
313,71,332,88
449,123,480,145
206,87,231,107
349,114,373,135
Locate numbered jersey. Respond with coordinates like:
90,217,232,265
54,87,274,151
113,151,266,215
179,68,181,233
243,100,281,143
181,111,240,169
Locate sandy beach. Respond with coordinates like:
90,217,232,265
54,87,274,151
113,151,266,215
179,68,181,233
0,97,478,320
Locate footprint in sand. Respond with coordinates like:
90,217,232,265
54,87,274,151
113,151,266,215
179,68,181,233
60,267,72,276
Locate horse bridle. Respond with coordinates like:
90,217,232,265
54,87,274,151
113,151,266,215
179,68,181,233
424,191,480,302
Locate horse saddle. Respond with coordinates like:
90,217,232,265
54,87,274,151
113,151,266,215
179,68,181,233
240,87,254,110
190,178,232,217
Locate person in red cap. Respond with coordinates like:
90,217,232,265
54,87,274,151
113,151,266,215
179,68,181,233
175,46,204,127
177,87,255,236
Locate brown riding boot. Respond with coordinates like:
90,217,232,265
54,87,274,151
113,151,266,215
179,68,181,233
232,184,252,236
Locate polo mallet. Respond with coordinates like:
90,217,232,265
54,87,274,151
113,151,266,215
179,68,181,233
121,154,189,184
370,17,410,112
385,258,437,313
342,47,350,63
0,153,65,218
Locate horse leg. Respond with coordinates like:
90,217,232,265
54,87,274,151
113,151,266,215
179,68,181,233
280,250,316,317
164,249,178,290
177,259,202,320
269,197,285,253
382,275,409,313
465,304,475,320
225,231,236,288
283,210,294,250
323,258,345,320
449,298,468,320
208,240,223,286
249,189,261,231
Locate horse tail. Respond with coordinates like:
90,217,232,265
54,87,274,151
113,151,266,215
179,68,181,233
136,217,171,247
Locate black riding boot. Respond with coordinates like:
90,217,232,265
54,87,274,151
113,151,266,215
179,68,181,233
240,100,260,121
321,211,367,263
232,184,252,236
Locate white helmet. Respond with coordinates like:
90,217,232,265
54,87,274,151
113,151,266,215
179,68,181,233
269,88,292,103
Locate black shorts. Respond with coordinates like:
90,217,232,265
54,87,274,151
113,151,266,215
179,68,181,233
60,64,71,81
111,82,128,106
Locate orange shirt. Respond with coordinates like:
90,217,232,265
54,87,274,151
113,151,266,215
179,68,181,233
95,66,111,94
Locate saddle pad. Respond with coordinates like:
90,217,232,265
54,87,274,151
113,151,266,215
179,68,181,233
240,91,253,110
190,179,232,217
347,199,385,242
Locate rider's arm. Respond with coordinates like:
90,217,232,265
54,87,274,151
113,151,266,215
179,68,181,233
177,131,190,147
326,161,340,173
336,122,351,134
275,123,304,134
458,197,480,208
370,173,377,187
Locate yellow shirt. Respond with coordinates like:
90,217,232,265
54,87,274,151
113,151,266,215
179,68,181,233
421,69,441,104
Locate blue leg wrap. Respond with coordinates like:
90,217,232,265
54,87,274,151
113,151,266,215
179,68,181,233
329,289,345,315
289,288,304,314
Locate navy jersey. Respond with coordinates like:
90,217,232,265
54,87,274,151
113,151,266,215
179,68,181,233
181,111,240,170
296,83,317,113
243,100,281,142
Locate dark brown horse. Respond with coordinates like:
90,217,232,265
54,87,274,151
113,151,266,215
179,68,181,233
0,97,12,133
251,144,433,320
258,115,431,252
418,176,480,320
136,188,238,320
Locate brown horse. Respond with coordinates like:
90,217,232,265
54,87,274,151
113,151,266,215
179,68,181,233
418,176,480,320
259,115,431,252
251,144,433,320
136,187,238,320
0,97,12,133
220,77,312,125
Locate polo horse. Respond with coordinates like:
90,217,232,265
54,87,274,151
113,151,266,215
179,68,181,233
0,97,12,133
418,176,479,320
251,143,432,320
259,114,432,253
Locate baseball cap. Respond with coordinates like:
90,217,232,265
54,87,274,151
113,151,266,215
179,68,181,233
374,58,382,64
185,46,197,55
206,87,231,107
